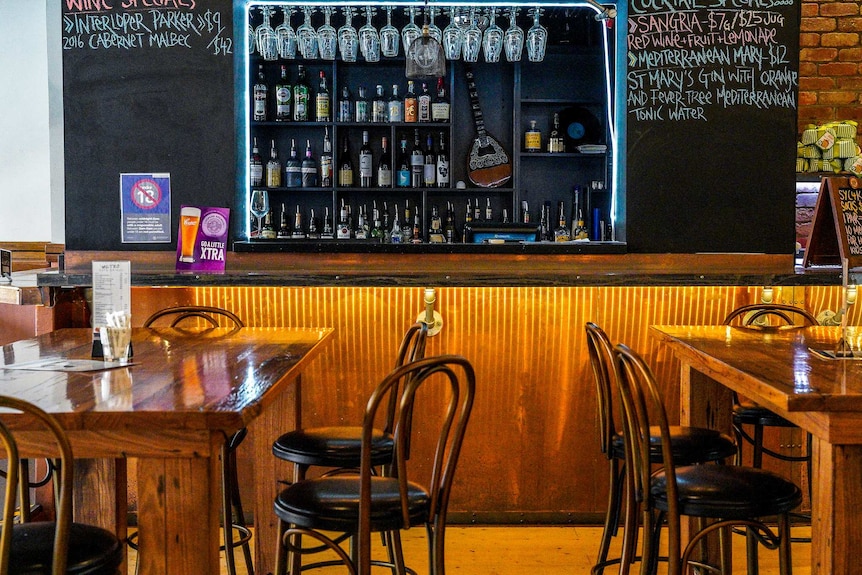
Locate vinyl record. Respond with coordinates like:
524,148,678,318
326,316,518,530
558,106,601,147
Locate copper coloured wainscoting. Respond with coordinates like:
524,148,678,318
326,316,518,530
128,285,818,523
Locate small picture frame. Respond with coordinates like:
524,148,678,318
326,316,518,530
0,249,11,281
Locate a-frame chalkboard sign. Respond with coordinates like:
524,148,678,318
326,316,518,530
803,176,862,268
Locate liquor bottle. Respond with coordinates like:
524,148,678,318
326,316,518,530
548,112,565,153
355,204,369,239
249,137,263,186
292,65,309,121
275,65,292,121
464,199,473,226
474,197,482,222
377,136,392,188
432,77,450,122
444,201,457,243
316,70,330,122
521,200,530,223
382,202,392,242
284,138,302,188
410,129,424,187
292,204,305,238
423,133,436,187
435,132,449,188
401,200,413,240
524,119,541,152
428,204,444,243
396,136,410,188
370,201,384,241
418,82,431,122
485,197,493,222
338,137,354,187
306,208,320,239
573,210,589,240
338,86,353,122
554,201,571,242
372,84,387,123
411,211,422,243
265,139,282,188
354,86,369,123
322,206,334,238
390,203,403,244
253,63,267,121
319,127,333,187
539,201,550,241
277,203,290,238
260,211,277,239
301,139,318,187
358,130,373,188
337,199,351,239
404,80,418,123
388,84,403,123
502,208,510,224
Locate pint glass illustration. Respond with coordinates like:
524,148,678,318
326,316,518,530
179,206,201,262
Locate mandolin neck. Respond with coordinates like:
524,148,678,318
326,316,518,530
464,66,488,139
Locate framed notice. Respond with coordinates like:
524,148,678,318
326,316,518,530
120,173,171,243
803,176,862,269
175,206,230,272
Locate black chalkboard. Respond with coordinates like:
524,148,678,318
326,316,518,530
625,0,801,253
803,176,862,269
62,1,235,251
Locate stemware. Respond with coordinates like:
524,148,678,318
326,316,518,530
442,7,463,60
248,18,256,55
427,6,443,44
380,5,400,57
526,7,548,63
297,7,319,60
462,7,482,63
359,6,380,62
482,7,503,63
255,6,278,61
338,7,359,62
401,6,421,59
318,6,337,60
504,7,524,62
249,190,270,240
275,5,297,60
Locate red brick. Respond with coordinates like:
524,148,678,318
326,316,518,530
801,2,819,17
799,62,819,76
820,2,860,17
802,17,838,32
836,76,862,89
838,17,862,31
818,91,860,105
821,32,860,46
800,107,840,126
819,61,861,75
801,47,839,61
800,77,836,90
798,91,819,106
800,32,821,47
839,48,862,62
834,106,862,122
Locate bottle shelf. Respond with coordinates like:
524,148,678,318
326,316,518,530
518,152,606,158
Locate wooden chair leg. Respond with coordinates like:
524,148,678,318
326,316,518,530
274,519,288,575
777,514,793,575
593,459,623,574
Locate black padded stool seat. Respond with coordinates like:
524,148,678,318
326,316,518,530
733,403,797,428
275,476,430,533
273,426,394,468
612,426,736,465
652,465,803,520
10,523,123,575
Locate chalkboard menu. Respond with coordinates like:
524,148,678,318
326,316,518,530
626,0,801,253
803,177,862,269
62,0,235,251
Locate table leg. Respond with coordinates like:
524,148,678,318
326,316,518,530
135,438,221,575
810,437,862,575
73,459,128,571
250,374,301,575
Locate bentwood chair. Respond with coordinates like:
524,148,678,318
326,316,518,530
614,343,802,575
273,355,475,575
141,305,252,575
0,395,123,574
585,323,737,575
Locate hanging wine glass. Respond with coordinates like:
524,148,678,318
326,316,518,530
401,6,421,59
359,6,380,63
275,5,297,60
255,6,278,61
526,7,547,63
462,7,482,63
427,6,443,44
297,6,319,60
318,6,337,60
248,14,256,56
504,7,524,62
338,7,359,62
380,5,400,57
482,7,503,63
442,7,463,61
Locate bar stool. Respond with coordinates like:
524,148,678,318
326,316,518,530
136,305,252,575
585,323,737,575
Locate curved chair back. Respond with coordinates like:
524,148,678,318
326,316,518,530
0,396,74,575
357,355,475,575
143,305,245,328
585,322,617,459
723,303,818,329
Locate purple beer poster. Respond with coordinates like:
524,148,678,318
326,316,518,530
175,206,230,272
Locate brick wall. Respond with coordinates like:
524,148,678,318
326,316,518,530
796,2,862,248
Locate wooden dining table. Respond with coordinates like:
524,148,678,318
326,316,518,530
0,326,333,575
651,324,862,575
